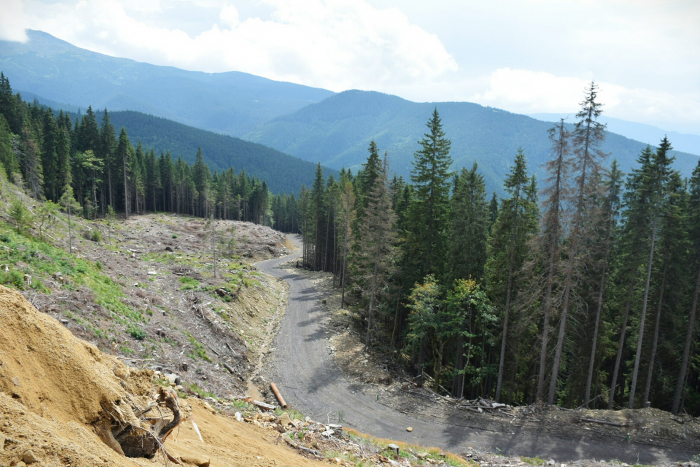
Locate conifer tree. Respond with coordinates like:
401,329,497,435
673,160,700,414
406,109,453,280
447,162,489,283
100,109,117,208
487,149,536,401
355,154,397,346
549,82,607,405
535,119,571,402
629,137,675,408
643,169,685,406
584,160,622,407
608,146,656,409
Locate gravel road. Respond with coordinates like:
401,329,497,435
258,242,693,464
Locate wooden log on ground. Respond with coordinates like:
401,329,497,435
244,397,276,410
579,418,629,427
270,383,288,408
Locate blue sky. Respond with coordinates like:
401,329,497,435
1,0,698,134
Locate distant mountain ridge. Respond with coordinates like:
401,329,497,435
529,113,700,157
4,31,697,194
245,90,700,193
104,110,338,194
0,30,334,136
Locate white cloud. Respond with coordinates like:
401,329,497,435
0,0,29,42
4,0,458,92
471,68,700,132
1,0,698,133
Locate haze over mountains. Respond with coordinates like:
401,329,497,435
530,113,700,157
1,30,698,194
0,30,333,136
245,90,700,192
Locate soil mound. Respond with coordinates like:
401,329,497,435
0,286,127,425
0,285,320,467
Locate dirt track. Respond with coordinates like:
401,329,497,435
259,237,697,465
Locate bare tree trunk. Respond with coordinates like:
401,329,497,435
366,261,379,347
496,257,515,402
629,212,659,408
324,204,331,272
123,147,128,219
672,264,700,414
608,281,635,409
584,220,613,407
548,166,587,405
643,261,667,406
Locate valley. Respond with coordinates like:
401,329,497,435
1,15,699,466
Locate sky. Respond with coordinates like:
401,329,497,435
1,0,699,135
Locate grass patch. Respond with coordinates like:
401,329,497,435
184,332,211,362
0,225,142,324
179,276,200,290
274,408,305,420
343,428,475,467
522,456,547,466
184,382,216,399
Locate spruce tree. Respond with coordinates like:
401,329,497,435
356,154,397,346
447,162,489,283
673,159,700,414
406,109,453,280
584,160,622,407
486,149,536,401
535,119,572,402
548,82,607,405
628,137,675,408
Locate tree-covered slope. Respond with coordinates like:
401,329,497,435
245,90,700,192
106,110,335,194
0,30,334,136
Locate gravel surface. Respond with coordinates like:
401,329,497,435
258,237,697,465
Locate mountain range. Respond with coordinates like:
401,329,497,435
2,30,698,195
0,30,333,136
244,90,700,193
530,113,700,158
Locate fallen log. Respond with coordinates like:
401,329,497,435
579,418,629,427
270,383,288,409
244,397,276,411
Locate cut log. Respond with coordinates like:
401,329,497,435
244,397,276,410
270,383,288,408
579,418,629,427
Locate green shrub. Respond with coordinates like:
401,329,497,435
127,325,146,340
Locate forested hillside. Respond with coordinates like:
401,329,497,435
0,30,333,136
289,84,700,416
245,90,700,193
0,73,301,228
106,110,332,194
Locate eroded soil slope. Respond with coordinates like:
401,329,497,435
0,285,322,467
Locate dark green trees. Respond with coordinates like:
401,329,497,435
486,149,538,402
406,108,453,280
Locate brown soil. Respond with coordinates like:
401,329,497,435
0,285,322,467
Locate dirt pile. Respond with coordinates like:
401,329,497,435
0,285,127,425
0,285,320,466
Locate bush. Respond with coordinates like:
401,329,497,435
127,325,146,340
91,230,102,242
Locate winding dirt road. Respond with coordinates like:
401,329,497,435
258,243,692,464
